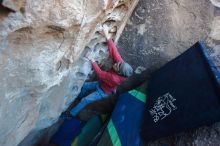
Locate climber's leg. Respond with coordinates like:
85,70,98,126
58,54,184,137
70,86,109,116
78,81,99,99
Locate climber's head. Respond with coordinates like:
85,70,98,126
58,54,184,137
113,61,133,77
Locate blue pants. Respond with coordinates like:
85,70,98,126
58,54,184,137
70,81,109,116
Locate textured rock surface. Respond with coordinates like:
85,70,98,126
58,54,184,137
210,0,220,8
210,16,220,40
0,0,139,146
118,0,220,145
118,0,219,71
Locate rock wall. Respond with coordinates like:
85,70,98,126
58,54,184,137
210,0,220,8
0,0,139,146
118,0,219,71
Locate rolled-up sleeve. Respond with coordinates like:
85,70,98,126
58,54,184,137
92,62,108,80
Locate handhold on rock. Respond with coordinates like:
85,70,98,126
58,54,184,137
210,0,220,8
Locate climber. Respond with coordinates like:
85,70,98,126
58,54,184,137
65,26,133,118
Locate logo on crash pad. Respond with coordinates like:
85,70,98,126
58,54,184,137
149,93,177,123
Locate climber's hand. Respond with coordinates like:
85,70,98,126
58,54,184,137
102,25,110,39
90,58,95,63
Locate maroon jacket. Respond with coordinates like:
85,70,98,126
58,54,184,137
92,39,126,94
